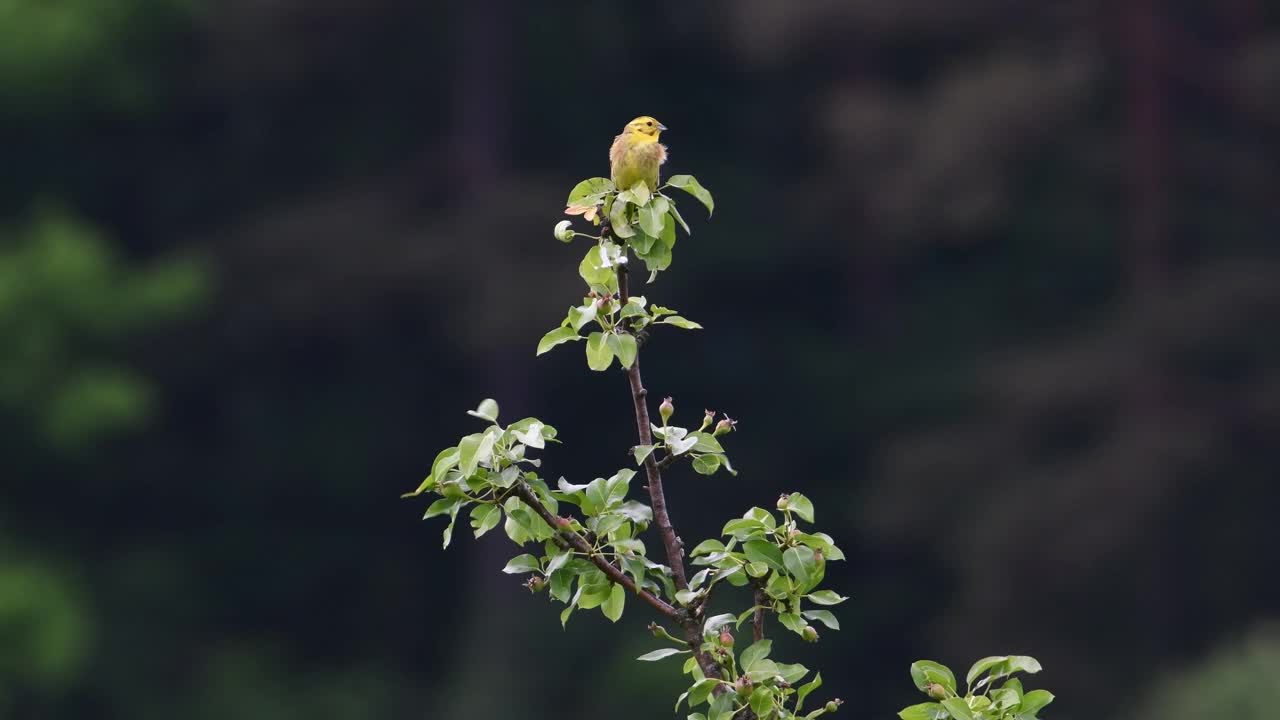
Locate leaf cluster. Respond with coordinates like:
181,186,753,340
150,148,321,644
899,656,1054,720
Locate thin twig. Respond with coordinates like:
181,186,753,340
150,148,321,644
510,482,680,621
616,262,689,590
752,583,768,643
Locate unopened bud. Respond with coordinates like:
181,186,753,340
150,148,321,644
713,415,737,436
525,576,547,593
925,683,947,700
776,493,791,510
700,409,715,431
719,630,734,648
802,625,819,642
825,699,843,713
556,517,572,530
734,675,753,697
659,397,674,424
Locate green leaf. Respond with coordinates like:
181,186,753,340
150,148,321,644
553,219,574,243
608,332,637,369
689,433,723,453
1018,690,1054,716
466,398,500,422
703,613,736,633
779,611,806,635
424,496,463,519
567,177,613,205
750,687,773,716
403,446,459,497
675,589,701,606
511,421,547,450
1004,656,1043,676
740,639,772,671
609,192,635,238
585,332,614,371
688,678,721,707
743,539,785,572
965,657,1008,688
661,316,703,330
579,245,616,287
775,661,810,684
501,554,540,574
940,698,973,720
665,175,714,216
785,493,815,523
458,431,495,476
638,202,664,237
549,569,572,602
691,455,721,475
632,444,656,465
602,582,625,622
802,609,839,630
629,181,652,206
796,673,822,712
637,648,688,661
634,235,672,274
805,589,848,606
560,604,575,627
470,504,501,538
911,661,957,696
898,702,946,720
690,539,725,557
783,547,813,587
668,435,698,455
659,208,677,249
667,199,691,235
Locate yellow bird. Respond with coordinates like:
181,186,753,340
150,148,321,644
609,116,668,193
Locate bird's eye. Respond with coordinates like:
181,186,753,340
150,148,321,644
646,121,653,126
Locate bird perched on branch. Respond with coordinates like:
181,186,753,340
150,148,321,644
609,116,667,193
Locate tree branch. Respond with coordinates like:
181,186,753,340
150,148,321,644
752,583,767,643
616,256,747,713
510,482,681,621
616,262,689,591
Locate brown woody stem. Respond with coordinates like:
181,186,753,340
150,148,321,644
616,257,741,708
511,482,680,621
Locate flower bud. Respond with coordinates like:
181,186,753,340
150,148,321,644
925,683,947,700
556,517,572,530
825,699,843,713
734,675,753,697
776,493,790,510
719,630,734,648
659,397,674,424
713,415,737,436
525,576,547,593
553,220,575,243
700,409,715,431
802,625,819,642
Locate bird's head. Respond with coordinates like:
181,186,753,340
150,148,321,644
623,116,667,140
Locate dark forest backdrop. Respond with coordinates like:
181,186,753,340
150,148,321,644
3,1,1279,719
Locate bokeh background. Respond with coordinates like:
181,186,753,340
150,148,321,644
4,1,1280,718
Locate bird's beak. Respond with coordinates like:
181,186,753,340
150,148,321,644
657,122,668,131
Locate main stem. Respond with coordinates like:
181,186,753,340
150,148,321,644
617,262,688,590
616,258,731,688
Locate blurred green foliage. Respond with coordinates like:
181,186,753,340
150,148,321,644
0,208,206,449
1133,626,1280,720
0,549,89,706
0,0,196,111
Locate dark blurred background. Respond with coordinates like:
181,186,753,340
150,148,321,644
3,1,1280,718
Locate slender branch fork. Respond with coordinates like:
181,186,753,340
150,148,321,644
510,483,680,620
616,258,742,696
516,220,758,717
